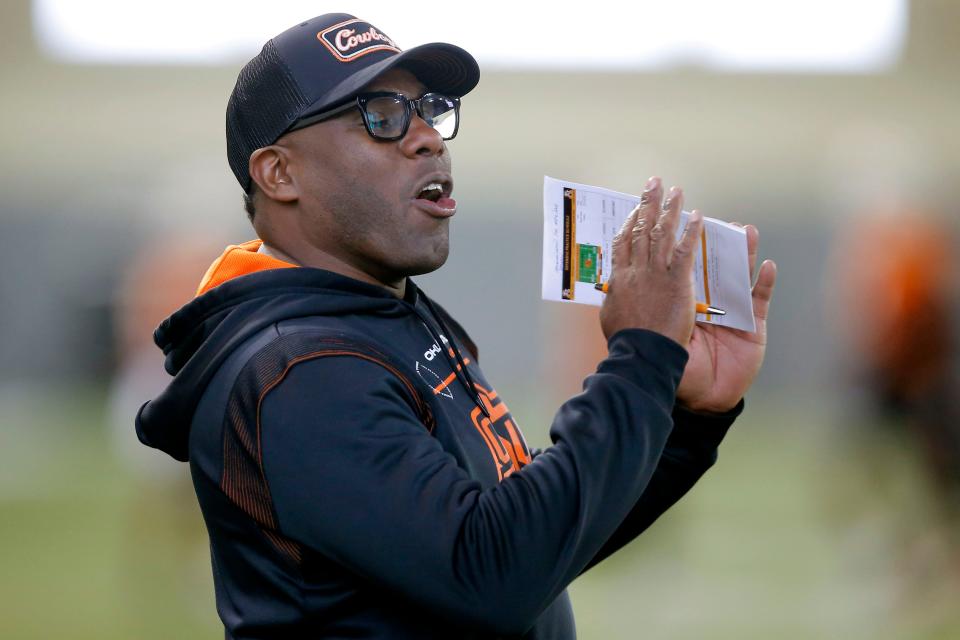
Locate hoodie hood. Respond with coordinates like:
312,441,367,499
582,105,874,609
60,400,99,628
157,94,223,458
136,240,438,461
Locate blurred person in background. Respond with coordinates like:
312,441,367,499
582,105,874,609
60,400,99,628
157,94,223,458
826,210,960,611
828,211,960,510
111,236,227,479
109,235,229,629
134,12,776,639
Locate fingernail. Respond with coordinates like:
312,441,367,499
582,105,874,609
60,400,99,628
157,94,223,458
645,176,659,191
669,186,680,196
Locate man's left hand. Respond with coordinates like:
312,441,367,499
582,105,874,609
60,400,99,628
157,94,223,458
676,224,777,414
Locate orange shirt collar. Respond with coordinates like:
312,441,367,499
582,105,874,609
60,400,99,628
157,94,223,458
195,239,297,297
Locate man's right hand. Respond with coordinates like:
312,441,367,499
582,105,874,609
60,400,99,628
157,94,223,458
599,176,703,349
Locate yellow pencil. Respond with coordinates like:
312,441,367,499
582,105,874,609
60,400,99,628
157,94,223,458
593,282,725,316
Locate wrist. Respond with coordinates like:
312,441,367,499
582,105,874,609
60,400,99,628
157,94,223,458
669,398,744,451
676,398,741,416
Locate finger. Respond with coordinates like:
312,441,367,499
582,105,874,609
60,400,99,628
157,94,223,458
631,176,662,266
672,208,703,270
612,201,643,272
751,259,777,322
653,186,683,265
745,224,759,282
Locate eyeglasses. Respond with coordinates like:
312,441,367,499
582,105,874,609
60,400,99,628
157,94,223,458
288,92,461,141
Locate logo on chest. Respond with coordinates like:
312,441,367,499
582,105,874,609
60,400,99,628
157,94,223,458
415,334,460,399
469,383,532,481
414,337,531,480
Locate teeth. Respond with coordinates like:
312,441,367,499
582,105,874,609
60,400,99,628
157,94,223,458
418,182,445,202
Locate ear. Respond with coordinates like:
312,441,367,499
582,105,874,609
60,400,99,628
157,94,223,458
248,146,298,204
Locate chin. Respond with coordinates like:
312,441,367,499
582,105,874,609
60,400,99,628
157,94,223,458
402,245,450,277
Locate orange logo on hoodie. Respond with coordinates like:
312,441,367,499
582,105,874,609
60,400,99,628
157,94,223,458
469,383,532,481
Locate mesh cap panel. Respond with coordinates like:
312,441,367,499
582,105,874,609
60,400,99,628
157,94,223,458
226,40,309,193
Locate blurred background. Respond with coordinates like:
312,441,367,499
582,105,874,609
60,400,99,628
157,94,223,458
2,0,959,637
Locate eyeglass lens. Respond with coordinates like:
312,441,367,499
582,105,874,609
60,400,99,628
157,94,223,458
364,94,458,140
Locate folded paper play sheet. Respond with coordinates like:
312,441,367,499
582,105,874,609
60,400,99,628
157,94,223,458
542,176,755,332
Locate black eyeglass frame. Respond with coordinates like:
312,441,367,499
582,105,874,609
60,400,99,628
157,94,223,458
287,91,461,141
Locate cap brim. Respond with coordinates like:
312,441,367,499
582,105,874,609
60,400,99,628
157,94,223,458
299,42,480,120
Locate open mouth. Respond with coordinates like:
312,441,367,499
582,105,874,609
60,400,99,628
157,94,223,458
413,175,456,216
416,182,445,203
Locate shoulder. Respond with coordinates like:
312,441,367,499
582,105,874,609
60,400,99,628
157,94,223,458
235,321,431,416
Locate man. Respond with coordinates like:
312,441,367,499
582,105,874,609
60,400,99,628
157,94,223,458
137,12,777,639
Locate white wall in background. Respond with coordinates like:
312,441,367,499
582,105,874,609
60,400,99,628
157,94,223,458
33,0,907,73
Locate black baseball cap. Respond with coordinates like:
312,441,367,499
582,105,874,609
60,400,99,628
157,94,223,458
226,13,480,192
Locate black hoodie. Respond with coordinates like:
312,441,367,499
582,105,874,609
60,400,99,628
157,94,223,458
136,240,739,639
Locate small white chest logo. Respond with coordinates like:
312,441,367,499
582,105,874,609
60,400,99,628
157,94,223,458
415,362,454,399
416,333,454,397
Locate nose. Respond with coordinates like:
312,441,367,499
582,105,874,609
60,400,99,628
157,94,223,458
398,113,444,158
